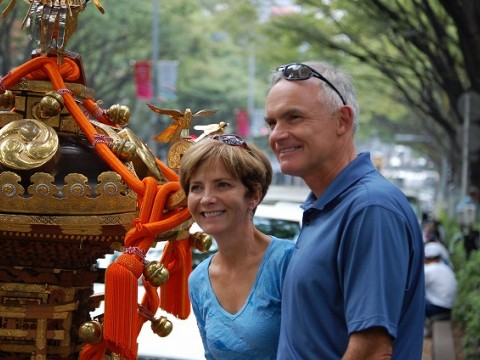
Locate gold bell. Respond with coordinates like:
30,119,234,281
38,91,64,118
191,231,213,252
110,139,137,162
151,316,173,337
0,90,15,110
106,104,130,126
143,260,169,287
78,320,103,344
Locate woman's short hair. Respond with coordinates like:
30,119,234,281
179,137,272,202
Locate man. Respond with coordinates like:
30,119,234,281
264,62,425,359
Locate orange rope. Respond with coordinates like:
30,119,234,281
156,157,180,182
2,57,54,89
25,57,81,82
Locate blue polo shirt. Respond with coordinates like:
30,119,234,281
277,152,425,359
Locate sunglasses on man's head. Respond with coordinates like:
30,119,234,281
276,63,347,105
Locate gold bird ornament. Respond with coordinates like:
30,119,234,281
147,104,217,143
193,121,229,142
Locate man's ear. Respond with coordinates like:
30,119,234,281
336,106,354,135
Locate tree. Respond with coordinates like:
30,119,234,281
266,0,480,188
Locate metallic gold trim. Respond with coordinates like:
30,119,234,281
0,171,137,215
9,80,94,99
0,213,136,240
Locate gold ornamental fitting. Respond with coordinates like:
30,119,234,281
0,119,59,170
106,104,130,126
78,320,103,344
191,231,213,253
37,91,64,119
151,316,173,337
143,261,170,287
110,139,137,162
0,90,15,110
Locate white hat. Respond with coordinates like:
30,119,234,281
425,242,444,259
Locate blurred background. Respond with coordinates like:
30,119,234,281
2,1,480,358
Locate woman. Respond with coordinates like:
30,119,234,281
179,134,294,359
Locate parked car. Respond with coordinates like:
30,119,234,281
254,201,303,241
262,185,310,205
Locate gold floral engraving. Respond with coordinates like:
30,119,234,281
0,171,137,215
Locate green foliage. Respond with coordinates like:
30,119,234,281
440,214,465,271
67,2,152,106
436,214,479,357
452,250,480,359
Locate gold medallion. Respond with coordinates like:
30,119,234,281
167,138,193,170
0,119,59,170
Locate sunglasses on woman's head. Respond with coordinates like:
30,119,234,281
207,134,259,159
276,63,347,105
208,134,251,150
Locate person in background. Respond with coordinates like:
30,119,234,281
424,241,457,321
179,134,294,360
424,238,453,269
264,61,425,359
422,217,445,245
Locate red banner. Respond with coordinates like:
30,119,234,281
236,109,249,137
134,61,153,99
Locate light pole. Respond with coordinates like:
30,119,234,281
149,0,160,152
247,45,255,140
461,92,470,200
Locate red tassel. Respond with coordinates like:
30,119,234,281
159,238,192,319
103,254,143,360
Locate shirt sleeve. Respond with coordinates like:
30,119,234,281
339,205,412,338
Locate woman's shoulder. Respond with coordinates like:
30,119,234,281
189,255,213,286
270,236,295,249
268,237,295,261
